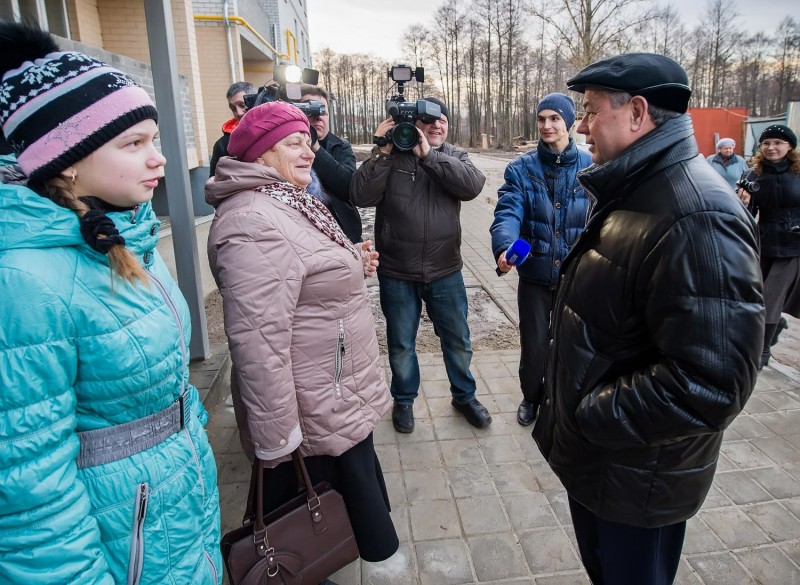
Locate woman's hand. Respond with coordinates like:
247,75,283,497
737,188,751,207
361,240,379,278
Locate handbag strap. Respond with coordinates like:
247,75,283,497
242,459,259,524
254,451,319,534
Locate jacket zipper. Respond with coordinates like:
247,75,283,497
334,319,345,403
148,273,187,391
203,550,218,584
149,273,207,495
127,482,149,585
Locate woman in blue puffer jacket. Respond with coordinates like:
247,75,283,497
0,24,221,584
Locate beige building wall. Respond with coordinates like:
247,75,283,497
170,0,208,168
70,0,208,168
243,59,273,89
97,0,150,63
67,0,103,46
63,0,283,168
196,24,243,157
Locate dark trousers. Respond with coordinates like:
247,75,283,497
568,496,686,585
378,272,476,405
517,280,554,406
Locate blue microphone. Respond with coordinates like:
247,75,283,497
505,239,531,266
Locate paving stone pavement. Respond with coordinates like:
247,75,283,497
192,161,800,584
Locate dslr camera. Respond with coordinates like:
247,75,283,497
244,64,326,140
735,171,760,194
373,65,442,152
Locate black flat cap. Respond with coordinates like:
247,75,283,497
567,53,691,114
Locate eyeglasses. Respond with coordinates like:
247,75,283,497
761,140,789,148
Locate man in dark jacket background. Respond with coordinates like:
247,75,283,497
490,93,592,427
533,53,764,584
300,85,362,243
351,97,492,433
209,81,253,176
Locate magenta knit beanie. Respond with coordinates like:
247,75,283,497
228,101,310,162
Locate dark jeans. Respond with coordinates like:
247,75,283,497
378,271,476,405
569,496,686,585
517,280,554,406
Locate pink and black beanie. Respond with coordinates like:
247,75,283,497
0,23,157,184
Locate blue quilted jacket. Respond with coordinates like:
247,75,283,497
491,139,592,288
0,164,221,585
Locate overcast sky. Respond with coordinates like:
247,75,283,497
306,0,797,62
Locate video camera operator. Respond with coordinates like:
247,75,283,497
351,68,490,435
300,85,362,243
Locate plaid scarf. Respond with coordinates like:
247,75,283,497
256,181,358,258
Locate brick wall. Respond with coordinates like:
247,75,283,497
97,0,150,63
68,0,103,46
196,24,240,156
260,0,281,53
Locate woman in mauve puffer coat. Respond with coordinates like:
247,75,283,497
0,23,220,585
206,101,398,571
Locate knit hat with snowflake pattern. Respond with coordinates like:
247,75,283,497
0,23,157,184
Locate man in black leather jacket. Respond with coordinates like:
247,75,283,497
300,86,362,243
533,53,765,584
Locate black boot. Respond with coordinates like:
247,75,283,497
517,400,537,426
392,402,414,433
759,323,779,371
771,317,788,347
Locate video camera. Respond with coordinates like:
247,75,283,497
373,65,442,152
735,171,760,194
244,64,327,140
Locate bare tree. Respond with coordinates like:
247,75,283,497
527,0,654,69
313,0,798,148
773,17,800,114
400,24,432,69
701,0,740,106
638,4,686,59
736,32,771,116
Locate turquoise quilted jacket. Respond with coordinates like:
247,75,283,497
0,165,222,584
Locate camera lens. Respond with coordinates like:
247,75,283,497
392,122,418,151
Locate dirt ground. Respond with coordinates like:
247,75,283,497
203,284,520,355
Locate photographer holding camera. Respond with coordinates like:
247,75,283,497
740,124,800,369
351,91,491,434
300,85,362,243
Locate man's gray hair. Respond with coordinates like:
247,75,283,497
226,81,254,99
607,91,681,127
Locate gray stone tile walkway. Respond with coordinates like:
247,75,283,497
205,345,800,584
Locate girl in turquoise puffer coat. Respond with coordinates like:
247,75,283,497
0,23,221,585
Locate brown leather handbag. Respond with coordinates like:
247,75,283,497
220,451,359,585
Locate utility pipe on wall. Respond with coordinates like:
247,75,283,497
195,14,289,62
222,0,236,84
